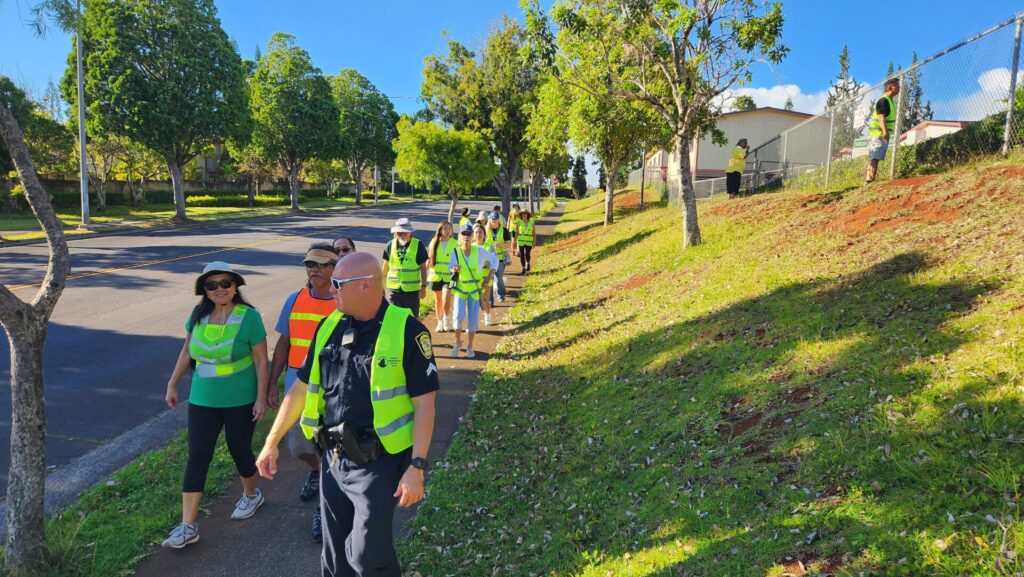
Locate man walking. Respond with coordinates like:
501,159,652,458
257,252,438,577
484,211,510,305
381,218,428,317
865,77,900,183
268,243,339,542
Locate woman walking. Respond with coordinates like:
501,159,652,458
427,221,457,332
516,210,537,273
163,262,269,548
473,223,499,326
449,224,490,357
509,203,521,256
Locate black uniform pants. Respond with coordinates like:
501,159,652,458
320,449,410,577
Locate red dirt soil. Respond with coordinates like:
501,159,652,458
827,190,960,234
877,174,935,190
547,227,601,251
618,191,643,210
602,273,660,299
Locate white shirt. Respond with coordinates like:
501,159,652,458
449,245,495,281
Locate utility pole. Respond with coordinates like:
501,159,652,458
75,0,90,228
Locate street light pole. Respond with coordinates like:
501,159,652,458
75,0,90,228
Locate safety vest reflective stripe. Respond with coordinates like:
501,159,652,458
195,355,253,378
386,238,422,291
868,95,897,137
428,238,457,283
518,220,535,246
451,246,482,299
301,306,417,455
287,289,337,368
190,304,252,378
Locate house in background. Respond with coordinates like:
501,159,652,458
638,107,830,194
899,120,970,146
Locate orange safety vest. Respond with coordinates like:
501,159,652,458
287,289,338,368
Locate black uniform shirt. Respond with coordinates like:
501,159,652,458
296,300,439,430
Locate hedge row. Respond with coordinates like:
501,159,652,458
4,188,343,212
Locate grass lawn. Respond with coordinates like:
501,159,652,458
398,154,1024,576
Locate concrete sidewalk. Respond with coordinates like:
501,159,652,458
131,204,564,577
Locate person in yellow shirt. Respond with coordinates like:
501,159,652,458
726,139,749,198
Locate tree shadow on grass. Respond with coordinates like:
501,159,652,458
404,251,1005,576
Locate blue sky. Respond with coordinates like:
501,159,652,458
2,1,1022,118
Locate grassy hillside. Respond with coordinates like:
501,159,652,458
400,156,1024,576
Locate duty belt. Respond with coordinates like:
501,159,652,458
313,422,383,466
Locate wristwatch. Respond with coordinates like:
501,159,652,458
410,457,429,471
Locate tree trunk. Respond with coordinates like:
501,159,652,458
447,192,459,223
495,158,517,222
639,156,646,211
95,178,107,212
675,136,701,247
0,102,70,571
168,161,187,221
246,175,255,207
604,161,618,226
287,161,301,211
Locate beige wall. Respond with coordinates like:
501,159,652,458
695,110,827,175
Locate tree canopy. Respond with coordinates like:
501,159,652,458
249,33,340,210
733,95,757,111
331,69,399,204
68,0,250,219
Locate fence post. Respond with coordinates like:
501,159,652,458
1002,15,1023,157
781,133,788,181
888,71,907,180
825,111,835,189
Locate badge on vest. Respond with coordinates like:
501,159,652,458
377,355,401,368
416,332,433,359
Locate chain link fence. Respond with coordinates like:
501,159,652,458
750,12,1023,192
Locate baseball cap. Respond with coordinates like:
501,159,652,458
459,223,474,236
488,211,500,220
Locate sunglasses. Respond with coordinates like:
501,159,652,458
336,246,354,254
203,279,235,291
305,261,337,269
330,274,373,290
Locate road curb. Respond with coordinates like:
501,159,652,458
0,403,188,539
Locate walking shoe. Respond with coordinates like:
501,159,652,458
299,470,319,502
311,508,323,543
466,348,476,358
450,345,459,358
497,295,505,303
435,318,443,332
161,523,199,549
231,488,264,520
443,316,451,332
484,313,493,326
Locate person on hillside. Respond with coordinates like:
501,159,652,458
865,77,901,184
516,210,537,274
472,223,499,327
726,138,749,198
267,244,340,543
458,207,472,229
381,218,428,317
332,235,356,256
427,221,457,332
256,252,438,577
509,203,521,256
163,261,269,549
449,223,488,357
484,211,511,304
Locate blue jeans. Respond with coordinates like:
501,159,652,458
493,258,507,300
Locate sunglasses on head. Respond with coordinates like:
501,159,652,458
203,279,235,291
330,274,373,290
305,261,337,269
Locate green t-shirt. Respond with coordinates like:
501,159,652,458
186,307,267,408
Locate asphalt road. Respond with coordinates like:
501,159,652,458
0,199,497,494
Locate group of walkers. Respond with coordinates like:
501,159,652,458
162,204,538,576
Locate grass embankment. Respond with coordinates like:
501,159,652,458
399,156,1024,576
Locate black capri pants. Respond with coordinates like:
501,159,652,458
726,171,741,194
183,402,258,493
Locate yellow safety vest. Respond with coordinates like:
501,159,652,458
518,219,535,247
386,238,422,292
451,246,483,300
484,225,508,258
868,95,896,137
300,307,416,454
189,304,253,378
428,238,458,283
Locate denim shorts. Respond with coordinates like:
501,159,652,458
868,136,889,161
452,294,480,332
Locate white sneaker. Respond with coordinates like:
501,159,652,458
435,319,443,332
443,316,451,332
484,313,493,326
450,346,459,358
231,489,264,520
466,348,476,358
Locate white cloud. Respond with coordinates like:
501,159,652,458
722,84,831,115
939,67,1011,121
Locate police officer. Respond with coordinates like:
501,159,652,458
257,252,438,577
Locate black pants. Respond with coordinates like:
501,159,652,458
320,449,410,577
386,289,420,317
183,403,257,492
519,245,533,270
726,171,741,194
